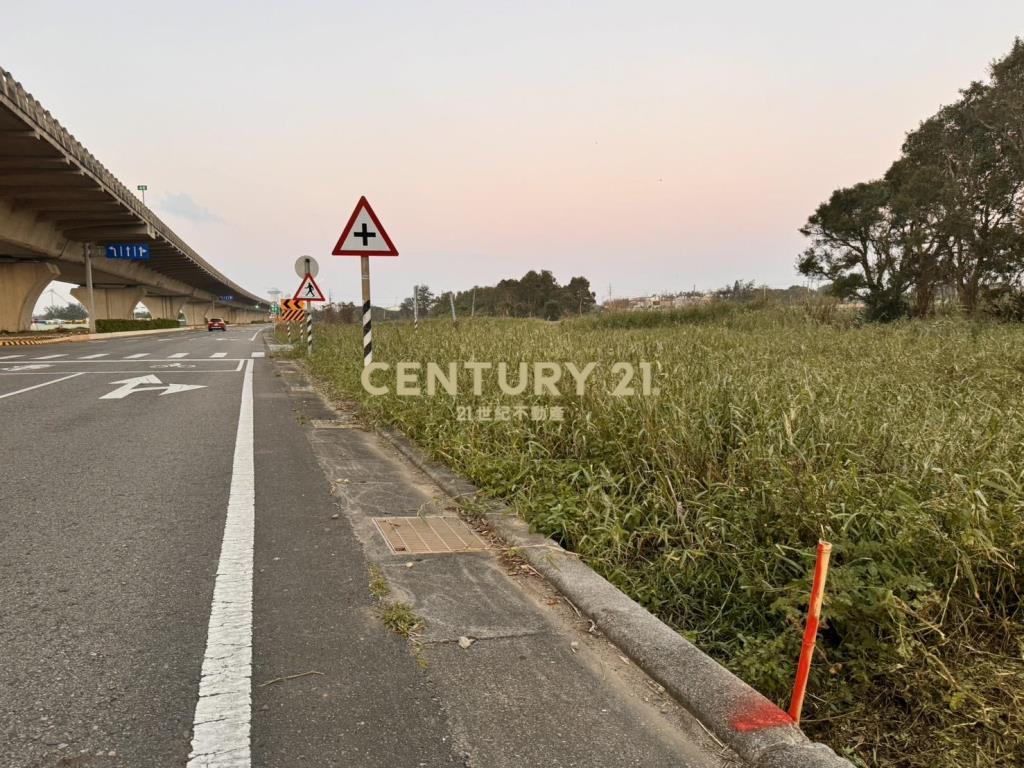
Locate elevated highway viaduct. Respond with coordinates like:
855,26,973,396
0,67,270,331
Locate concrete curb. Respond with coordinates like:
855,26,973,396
376,427,854,768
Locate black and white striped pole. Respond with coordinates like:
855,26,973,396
361,255,372,365
413,284,419,332
306,305,313,357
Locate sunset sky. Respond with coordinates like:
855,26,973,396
6,1,1024,310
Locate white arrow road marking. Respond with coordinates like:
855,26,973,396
0,373,84,400
1,364,52,371
188,358,254,767
99,375,206,399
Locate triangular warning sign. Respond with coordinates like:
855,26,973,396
293,273,326,302
331,196,399,257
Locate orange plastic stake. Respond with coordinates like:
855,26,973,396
788,540,833,724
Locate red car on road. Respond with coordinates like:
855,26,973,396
207,318,226,332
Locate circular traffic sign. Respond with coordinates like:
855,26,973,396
294,255,319,278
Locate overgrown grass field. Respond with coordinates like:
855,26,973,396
295,307,1024,767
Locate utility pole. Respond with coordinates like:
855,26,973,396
471,288,476,318
449,292,456,323
85,243,96,333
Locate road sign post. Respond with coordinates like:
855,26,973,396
361,256,372,363
332,197,399,367
306,307,313,357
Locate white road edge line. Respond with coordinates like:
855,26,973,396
187,358,254,768
249,330,261,342
0,372,84,400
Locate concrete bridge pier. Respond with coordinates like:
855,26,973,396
0,261,61,332
142,294,187,321
70,286,146,322
181,302,210,326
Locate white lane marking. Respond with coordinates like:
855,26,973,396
169,352,190,358
0,372,84,400
35,353,67,360
79,353,109,359
211,352,228,358
250,352,265,358
1,364,52,371
249,330,261,342
125,353,150,359
0,354,25,360
188,358,254,767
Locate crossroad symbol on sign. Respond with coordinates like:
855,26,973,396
331,196,399,257
100,375,206,400
293,273,326,302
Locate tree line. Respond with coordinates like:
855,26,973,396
399,270,596,321
799,40,1024,321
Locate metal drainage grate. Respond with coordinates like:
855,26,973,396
373,516,490,555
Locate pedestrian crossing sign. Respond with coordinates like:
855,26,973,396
293,273,326,302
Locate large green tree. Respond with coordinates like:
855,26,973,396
798,181,915,320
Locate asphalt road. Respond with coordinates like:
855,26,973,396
0,327,460,768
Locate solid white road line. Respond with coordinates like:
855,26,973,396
211,352,228,358
187,358,254,768
169,352,190,358
249,330,261,342
35,353,67,359
125,353,150,359
79,353,109,359
0,373,84,400
0,354,24,360
250,352,265,358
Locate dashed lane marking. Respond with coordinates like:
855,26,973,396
211,352,228,358
0,372,84,400
0,354,24,360
79,353,109,359
125,353,150,359
187,358,254,767
34,354,67,360
169,352,190,358
250,352,265,358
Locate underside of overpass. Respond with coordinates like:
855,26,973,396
0,67,270,331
